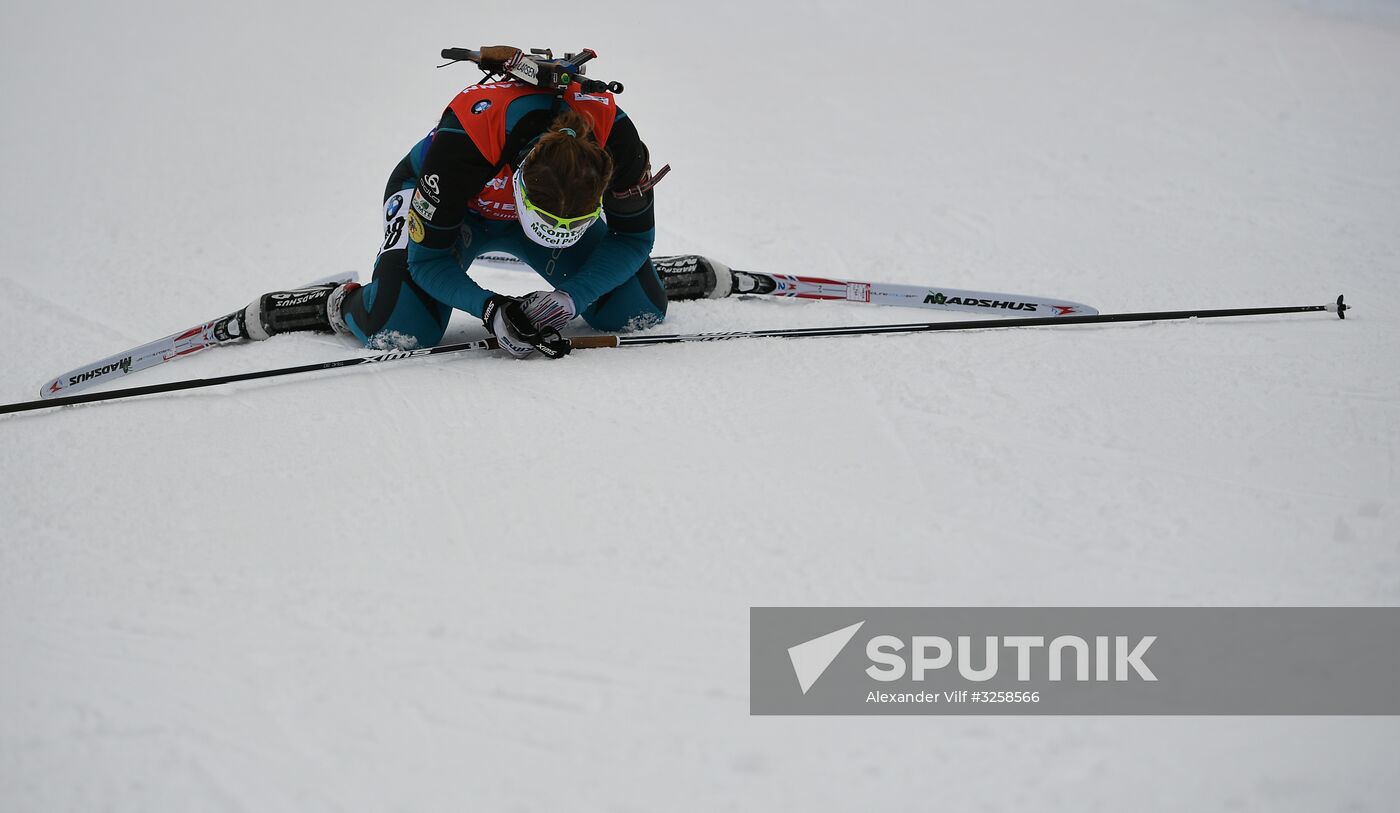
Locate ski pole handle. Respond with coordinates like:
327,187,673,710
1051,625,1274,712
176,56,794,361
568,336,621,350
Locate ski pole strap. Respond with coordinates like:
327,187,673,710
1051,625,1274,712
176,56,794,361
611,164,671,201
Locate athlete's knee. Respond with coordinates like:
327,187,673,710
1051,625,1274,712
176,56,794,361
348,318,445,350
580,259,668,332
582,298,665,332
343,283,447,349
366,325,445,350
350,303,446,350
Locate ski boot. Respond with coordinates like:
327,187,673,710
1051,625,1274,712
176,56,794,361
212,281,360,344
652,255,774,300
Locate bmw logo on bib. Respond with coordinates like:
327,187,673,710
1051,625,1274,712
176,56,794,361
385,194,404,219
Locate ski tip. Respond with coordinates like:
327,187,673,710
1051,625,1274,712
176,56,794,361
39,379,64,399
1048,304,1099,317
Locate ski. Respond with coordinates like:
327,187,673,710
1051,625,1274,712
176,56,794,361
2,295,1347,416
730,270,1098,317
474,252,1100,317
39,272,357,399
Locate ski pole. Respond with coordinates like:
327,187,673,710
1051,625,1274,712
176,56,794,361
4,339,501,415
574,295,1348,348
0,296,1347,416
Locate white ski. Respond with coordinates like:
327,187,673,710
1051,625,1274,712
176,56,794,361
39,272,357,399
754,274,1097,317
474,253,1099,318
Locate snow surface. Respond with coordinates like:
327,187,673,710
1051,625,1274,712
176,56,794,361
2,0,1398,810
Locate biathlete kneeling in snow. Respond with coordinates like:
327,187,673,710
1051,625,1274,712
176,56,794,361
220,46,669,359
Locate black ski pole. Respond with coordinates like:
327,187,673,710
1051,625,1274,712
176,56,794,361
586,295,1348,348
2,338,501,415
1,296,1347,416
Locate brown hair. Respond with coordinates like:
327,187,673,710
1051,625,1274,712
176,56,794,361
520,109,614,217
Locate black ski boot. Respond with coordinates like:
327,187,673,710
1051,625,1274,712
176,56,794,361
653,255,733,301
212,282,360,344
652,255,774,300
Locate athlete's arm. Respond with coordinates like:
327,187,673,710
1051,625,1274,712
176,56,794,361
405,110,501,318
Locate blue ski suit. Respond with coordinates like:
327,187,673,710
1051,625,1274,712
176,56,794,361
340,81,665,349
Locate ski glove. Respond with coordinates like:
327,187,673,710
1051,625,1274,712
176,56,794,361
482,292,574,359
519,289,577,333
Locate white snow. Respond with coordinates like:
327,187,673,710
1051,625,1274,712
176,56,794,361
2,0,1398,810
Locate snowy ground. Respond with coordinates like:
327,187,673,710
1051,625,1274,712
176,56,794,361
2,0,1398,810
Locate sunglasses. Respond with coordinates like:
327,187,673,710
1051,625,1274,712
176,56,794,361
513,168,602,231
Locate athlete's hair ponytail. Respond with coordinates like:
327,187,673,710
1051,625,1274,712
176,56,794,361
521,109,614,217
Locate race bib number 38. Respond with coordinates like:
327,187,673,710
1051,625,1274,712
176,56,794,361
380,190,411,255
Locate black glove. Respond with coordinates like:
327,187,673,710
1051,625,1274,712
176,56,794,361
482,295,572,359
